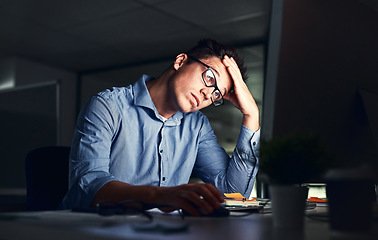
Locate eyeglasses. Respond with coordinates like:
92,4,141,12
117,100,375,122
188,56,224,107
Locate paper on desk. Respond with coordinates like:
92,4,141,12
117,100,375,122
224,193,259,207
224,193,246,199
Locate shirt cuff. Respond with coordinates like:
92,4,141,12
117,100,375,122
237,125,260,153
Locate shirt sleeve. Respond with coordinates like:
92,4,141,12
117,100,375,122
60,93,119,209
231,125,260,197
194,117,260,198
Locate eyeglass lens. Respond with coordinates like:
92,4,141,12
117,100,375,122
202,69,223,103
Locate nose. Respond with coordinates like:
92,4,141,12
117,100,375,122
200,87,213,101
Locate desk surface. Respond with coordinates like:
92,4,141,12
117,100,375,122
0,207,377,240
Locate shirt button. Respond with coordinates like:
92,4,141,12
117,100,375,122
162,177,166,181
160,149,163,153
253,142,256,146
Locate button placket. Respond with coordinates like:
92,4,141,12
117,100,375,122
159,125,168,185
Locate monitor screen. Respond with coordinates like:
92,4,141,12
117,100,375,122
262,0,378,171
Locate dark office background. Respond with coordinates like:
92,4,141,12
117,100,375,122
0,0,377,211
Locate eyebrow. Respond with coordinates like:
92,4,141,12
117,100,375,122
189,56,220,77
208,66,220,78
206,63,220,77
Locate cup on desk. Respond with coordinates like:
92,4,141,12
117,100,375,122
269,185,309,231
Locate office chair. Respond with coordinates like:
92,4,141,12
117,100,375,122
25,146,70,211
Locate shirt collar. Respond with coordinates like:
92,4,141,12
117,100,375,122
133,75,184,124
133,74,155,109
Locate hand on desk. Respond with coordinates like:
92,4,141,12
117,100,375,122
156,183,225,217
93,181,225,217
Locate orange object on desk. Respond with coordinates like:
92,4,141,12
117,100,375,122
224,193,256,201
308,197,328,203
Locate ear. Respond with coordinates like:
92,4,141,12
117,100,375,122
173,53,188,71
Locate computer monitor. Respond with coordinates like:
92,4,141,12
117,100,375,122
262,0,378,173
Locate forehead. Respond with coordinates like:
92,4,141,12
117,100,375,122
199,57,232,93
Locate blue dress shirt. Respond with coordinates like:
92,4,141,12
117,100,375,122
61,75,260,209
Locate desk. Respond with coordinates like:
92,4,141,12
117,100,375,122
0,207,376,240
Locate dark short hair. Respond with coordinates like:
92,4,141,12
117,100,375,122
186,39,248,83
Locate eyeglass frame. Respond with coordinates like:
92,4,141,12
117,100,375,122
187,56,224,106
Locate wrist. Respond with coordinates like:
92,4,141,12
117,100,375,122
242,114,259,132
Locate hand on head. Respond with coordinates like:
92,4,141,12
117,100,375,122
222,55,260,132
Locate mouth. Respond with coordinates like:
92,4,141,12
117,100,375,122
191,93,200,107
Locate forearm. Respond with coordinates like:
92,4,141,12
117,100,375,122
242,105,260,132
222,55,260,132
92,181,224,216
196,125,260,197
92,181,160,207
228,126,260,197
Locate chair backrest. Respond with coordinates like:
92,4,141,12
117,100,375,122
25,146,70,211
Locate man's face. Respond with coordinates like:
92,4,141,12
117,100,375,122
171,56,233,113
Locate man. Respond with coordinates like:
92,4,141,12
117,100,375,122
61,39,260,216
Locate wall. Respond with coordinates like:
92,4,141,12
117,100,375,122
0,57,77,146
0,57,77,191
